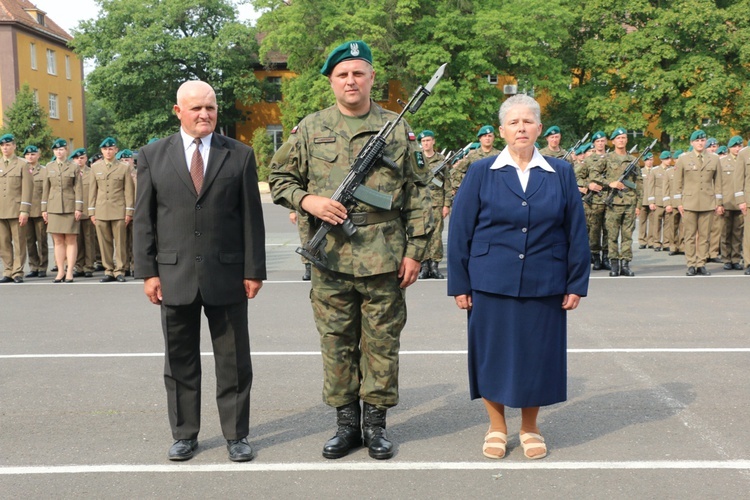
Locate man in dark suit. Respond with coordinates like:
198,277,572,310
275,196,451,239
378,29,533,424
134,81,266,462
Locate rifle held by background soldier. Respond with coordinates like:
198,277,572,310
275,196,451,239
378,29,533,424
562,132,590,163
604,139,658,207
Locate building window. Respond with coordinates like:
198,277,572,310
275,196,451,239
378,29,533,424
69,139,74,151
37,13,45,26
47,49,56,75
67,97,73,121
65,56,71,79
33,89,39,104
30,43,37,70
267,125,283,151
628,130,645,139
49,94,59,119
264,77,282,102
487,74,499,85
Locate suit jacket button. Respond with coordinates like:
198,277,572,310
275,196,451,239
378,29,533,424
194,231,201,237
196,204,201,210
521,201,528,206
522,228,527,233
195,256,203,262
519,254,525,259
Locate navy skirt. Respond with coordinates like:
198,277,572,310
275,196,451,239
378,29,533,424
467,291,567,408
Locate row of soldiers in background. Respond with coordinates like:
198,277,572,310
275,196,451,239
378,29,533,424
0,134,139,283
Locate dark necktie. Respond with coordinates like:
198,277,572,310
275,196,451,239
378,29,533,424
190,138,204,193
697,154,703,168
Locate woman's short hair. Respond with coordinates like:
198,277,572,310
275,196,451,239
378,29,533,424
498,94,541,126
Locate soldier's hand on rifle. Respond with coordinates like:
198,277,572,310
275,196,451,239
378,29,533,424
609,180,625,190
300,194,348,225
588,182,602,192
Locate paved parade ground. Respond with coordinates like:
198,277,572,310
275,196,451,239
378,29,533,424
2,199,749,498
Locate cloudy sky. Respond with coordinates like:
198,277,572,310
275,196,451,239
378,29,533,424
32,0,259,35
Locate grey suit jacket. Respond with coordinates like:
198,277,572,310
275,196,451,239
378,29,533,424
134,132,266,306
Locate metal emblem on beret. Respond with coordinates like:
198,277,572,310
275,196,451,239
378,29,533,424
350,42,360,57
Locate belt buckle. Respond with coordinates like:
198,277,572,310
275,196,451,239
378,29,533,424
350,213,367,225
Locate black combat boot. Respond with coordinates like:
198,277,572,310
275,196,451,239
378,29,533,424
620,260,634,276
362,402,394,459
302,263,311,281
601,253,612,270
592,253,602,270
418,260,431,279
609,258,620,277
322,400,362,459
429,260,445,279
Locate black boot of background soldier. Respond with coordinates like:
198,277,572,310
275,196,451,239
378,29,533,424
620,260,635,276
592,253,602,270
609,259,620,277
362,402,394,460
418,260,431,279
429,260,445,279
322,400,362,459
601,252,612,270
302,263,311,281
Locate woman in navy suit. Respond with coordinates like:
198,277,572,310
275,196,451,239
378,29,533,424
448,94,590,459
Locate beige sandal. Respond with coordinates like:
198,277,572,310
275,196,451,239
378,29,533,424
519,431,547,459
482,430,507,459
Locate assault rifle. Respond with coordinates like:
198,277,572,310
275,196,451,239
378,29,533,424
430,142,475,187
583,144,637,205
297,63,447,270
561,132,590,163
604,139,658,207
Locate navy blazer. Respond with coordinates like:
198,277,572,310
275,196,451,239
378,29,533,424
447,155,590,298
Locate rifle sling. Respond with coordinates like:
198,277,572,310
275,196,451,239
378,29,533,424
349,209,400,226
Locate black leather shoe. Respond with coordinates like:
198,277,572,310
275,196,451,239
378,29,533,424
124,270,131,277
654,247,662,252
745,267,750,275
686,267,696,276
732,263,743,271
668,251,678,256
696,266,711,276
95,264,105,271
73,271,85,278
0,276,12,283
323,400,362,459
227,437,254,462
302,263,311,281
25,271,39,278
363,402,393,460
708,257,722,263
13,276,23,283
168,439,197,461
116,275,127,282
50,266,58,272
84,272,93,278
100,275,115,283
638,244,646,249
53,279,63,283
38,271,47,278
723,263,733,270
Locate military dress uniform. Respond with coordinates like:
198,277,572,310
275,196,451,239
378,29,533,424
645,163,668,250
604,150,642,275
735,147,750,273
450,146,500,196
638,165,653,248
718,151,744,268
89,158,135,279
75,163,97,276
26,161,49,275
665,164,684,254
583,151,610,269
269,101,433,415
42,159,83,234
421,150,451,278
0,153,33,281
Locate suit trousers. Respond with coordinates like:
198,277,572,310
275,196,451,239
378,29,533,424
682,210,712,267
708,211,723,259
161,294,252,440
649,207,665,248
26,216,48,271
76,219,97,273
721,210,744,265
638,205,652,246
95,218,128,276
0,218,27,278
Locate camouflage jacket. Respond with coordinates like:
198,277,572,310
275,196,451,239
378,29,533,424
450,146,500,195
538,146,568,160
583,153,609,205
604,152,642,206
422,151,452,208
268,101,434,277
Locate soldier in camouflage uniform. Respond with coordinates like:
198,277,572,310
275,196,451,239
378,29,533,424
268,41,433,460
604,127,642,277
583,130,611,270
416,130,451,279
450,125,500,195
538,125,567,160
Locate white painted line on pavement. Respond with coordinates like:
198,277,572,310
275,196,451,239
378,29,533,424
2,460,750,475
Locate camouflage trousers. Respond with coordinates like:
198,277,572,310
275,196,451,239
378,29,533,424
586,203,608,254
424,207,445,261
606,204,636,261
310,267,406,409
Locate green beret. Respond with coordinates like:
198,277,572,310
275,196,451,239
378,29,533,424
320,40,373,76
689,130,706,142
0,133,15,144
717,146,728,155
147,137,159,145
99,137,117,148
23,145,39,155
52,138,67,149
727,135,743,148
643,152,653,160
659,151,671,160
469,142,480,150
69,148,87,159
687,146,694,152
543,125,560,137
534,142,540,149
705,137,717,147
477,125,495,137
610,127,627,139
591,130,606,141
417,130,435,141
672,150,683,159
578,142,593,155
119,149,133,158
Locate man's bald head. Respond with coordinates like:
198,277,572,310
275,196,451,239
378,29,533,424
174,81,218,138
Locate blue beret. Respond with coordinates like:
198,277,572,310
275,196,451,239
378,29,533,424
591,130,606,141
320,40,373,76
477,125,495,137
689,130,706,142
23,145,39,155
69,148,87,159
52,138,67,149
705,137,717,147
543,125,560,137
0,133,15,144
659,151,671,160
717,146,728,155
610,127,627,139
727,135,743,148
643,152,653,160
672,150,683,159
417,130,435,141
99,137,117,148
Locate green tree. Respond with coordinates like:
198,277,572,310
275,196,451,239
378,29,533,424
71,0,263,147
251,126,274,181
85,92,118,156
0,84,54,156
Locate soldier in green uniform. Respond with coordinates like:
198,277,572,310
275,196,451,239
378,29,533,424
538,125,567,160
674,130,723,276
117,149,136,277
647,151,672,251
704,138,723,263
268,40,433,460
289,210,311,280
718,136,744,270
583,130,611,270
637,153,654,249
604,127,641,277
450,125,500,195
417,130,450,279
664,151,684,255
71,148,96,278
736,141,750,274
0,134,33,283
23,145,48,278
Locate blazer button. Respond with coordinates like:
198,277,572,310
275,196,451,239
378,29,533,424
194,231,201,237
195,204,201,210
519,254,525,259
522,228,527,233
521,201,528,206
195,256,203,262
